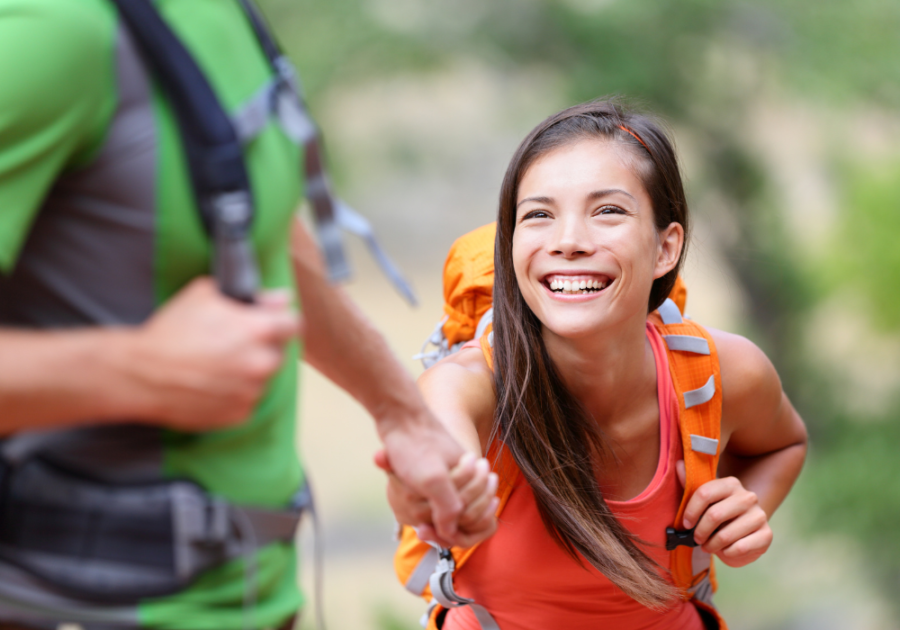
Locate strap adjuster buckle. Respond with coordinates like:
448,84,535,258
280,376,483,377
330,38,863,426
665,526,698,551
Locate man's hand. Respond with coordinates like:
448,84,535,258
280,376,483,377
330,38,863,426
127,277,298,431
375,412,472,543
377,450,499,548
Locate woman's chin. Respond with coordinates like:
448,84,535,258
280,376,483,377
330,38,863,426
541,316,611,342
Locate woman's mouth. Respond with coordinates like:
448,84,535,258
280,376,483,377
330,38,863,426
543,274,612,295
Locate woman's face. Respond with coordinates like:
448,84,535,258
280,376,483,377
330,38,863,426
512,138,683,340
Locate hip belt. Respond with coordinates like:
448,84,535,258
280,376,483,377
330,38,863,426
0,456,310,604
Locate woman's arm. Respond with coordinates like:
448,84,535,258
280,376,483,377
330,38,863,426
416,347,498,455
681,329,808,568
382,347,500,547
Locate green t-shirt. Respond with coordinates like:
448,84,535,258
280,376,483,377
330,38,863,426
0,0,305,626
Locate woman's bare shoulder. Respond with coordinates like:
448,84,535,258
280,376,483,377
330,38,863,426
417,347,496,440
707,327,783,435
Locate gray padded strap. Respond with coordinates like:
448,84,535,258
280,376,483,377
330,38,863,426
1,430,68,466
684,375,715,409
428,550,502,630
475,308,493,340
662,334,710,355
692,546,712,576
689,574,714,607
690,434,719,456
335,202,417,306
429,554,466,609
405,547,440,595
0,562,139,628
420,598,439,628
236,504,303,546
469,604,502,630
233,55,418,305
658,298,683,324
231,77,278,143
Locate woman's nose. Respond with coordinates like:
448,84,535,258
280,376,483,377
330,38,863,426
550,216,595,258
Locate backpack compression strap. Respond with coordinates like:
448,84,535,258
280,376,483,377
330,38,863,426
232,0,418,306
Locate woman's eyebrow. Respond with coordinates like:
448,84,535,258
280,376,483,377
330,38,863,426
516,195,554,208
587,188,636,202
517,189,637,209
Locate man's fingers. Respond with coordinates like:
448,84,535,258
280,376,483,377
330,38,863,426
256,288,293,308
256,310,300,345
373,449,392,473
449,452,479,489
423,472,464,541
414,524,451,548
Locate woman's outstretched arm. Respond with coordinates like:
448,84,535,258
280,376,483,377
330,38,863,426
382,347,500,547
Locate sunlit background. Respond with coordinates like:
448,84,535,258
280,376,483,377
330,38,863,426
256,0,900,627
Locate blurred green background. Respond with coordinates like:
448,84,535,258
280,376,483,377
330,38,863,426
257,0,900,627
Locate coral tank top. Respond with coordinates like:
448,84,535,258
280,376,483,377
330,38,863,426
442,323,703,630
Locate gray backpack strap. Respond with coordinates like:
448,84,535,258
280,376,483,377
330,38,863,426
426,548,501,630
0,562,139,629
231,0,417,305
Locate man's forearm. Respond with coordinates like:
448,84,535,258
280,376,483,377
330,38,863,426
0,327,149,433
290,221,428,435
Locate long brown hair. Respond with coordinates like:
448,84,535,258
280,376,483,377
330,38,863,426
491,99,690,608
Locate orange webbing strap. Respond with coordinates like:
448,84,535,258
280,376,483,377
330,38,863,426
669,275,688,315
649,300,726,630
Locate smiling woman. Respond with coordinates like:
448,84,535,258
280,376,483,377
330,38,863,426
388,100,808,630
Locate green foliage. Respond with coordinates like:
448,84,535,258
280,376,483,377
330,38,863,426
764,0,900,106
830,158,900,331
373,604,420,630
798,413,900,604
253,0,900,619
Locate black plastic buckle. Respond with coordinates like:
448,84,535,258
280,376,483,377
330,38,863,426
665,526,698,551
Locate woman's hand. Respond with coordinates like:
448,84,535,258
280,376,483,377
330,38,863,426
377,450,499,548
678,461,773,568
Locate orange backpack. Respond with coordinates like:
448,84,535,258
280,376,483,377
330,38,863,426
399,223,726,630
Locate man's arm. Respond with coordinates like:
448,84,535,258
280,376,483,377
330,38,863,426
290,219,469,541
0,278,298,434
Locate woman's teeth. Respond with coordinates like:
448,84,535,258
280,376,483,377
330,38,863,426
548,278,608,294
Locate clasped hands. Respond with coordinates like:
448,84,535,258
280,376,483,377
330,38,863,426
375,448,500,549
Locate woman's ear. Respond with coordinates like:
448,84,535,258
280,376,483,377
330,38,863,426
653,222,684,279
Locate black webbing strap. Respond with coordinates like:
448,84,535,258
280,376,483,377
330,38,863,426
110,0,259,302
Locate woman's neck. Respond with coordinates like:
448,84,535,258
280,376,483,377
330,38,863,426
543,312,656,430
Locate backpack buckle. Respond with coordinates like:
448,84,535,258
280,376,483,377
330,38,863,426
665,526,698,550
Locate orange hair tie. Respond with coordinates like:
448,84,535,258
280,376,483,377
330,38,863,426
617,125,650,153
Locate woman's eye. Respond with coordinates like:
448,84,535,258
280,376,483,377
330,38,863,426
597,205,625,215
522,209,550,220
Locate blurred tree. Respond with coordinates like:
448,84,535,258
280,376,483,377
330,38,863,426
260,0,900,617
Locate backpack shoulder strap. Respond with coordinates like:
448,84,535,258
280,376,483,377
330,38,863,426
111,0,259,302
650,299,724,600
